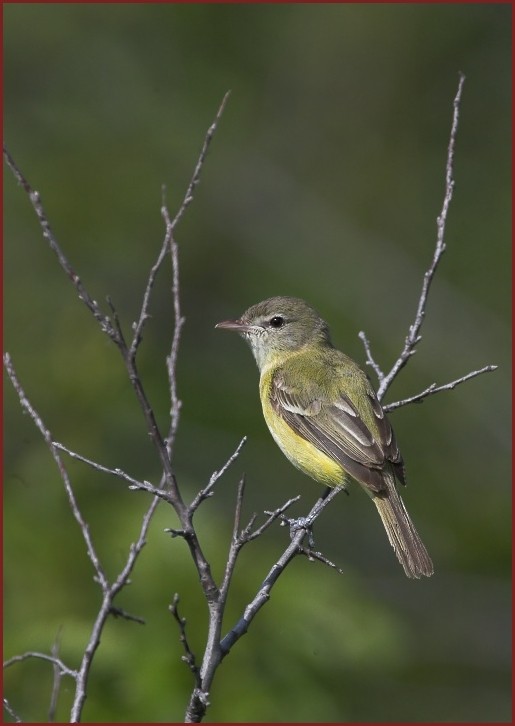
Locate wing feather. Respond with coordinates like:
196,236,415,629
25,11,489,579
270,366,405,493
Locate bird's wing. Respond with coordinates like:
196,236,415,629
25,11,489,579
270,367,404,493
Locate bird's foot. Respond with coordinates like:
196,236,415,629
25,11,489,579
286,516,316,548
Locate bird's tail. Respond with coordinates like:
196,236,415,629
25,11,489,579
372,474,433,578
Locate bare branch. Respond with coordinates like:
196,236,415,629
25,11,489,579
378,73,466,398
49,631,63,721
52,441,151,486
4,95,234,724
220,484,301,601
53,441,176,504
219,486,343,659
3,698,22,723
3,145,117,342
109,495,161,599
170,91,231,231
248,495,302,542
3,353,109,591
215,477,249,606
3,352,163,723
109,607,146,625
299,546,345,574
128,213,170,360
165,216,185,453
232,476,248,543
358,330,384,380
190,437,247,512
359,73,468,401
69,492,160,722
4,652,77,680
384,365,498,412
169,594,202,688
129,91,230,361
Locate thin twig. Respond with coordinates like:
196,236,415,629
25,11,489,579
109,607,146,625
169,594,202,687
165,218,185,453
299,546,345,574
170,91,231,231
3,653,77,679
3,353,163,723
190,437,247,512
3,145,117,341
129,91,230,361
49,631,63,721
53,441,176,503
3,353,109,591
109,495,161,600
248,495,302,542
53,441,153,487
217,477,248,604
359,73,467,401
3,698,22,723
69,491,161,723
384,365,498,412
358,330,384,381
4,95,233,725
218,486,343,658
220,489,301,602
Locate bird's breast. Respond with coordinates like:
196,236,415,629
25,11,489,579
259,368,344,487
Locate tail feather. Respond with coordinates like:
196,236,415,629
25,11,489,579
372,475,433,579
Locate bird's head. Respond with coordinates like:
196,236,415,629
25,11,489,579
216,296,331,370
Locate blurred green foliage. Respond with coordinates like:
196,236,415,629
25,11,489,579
3,4,511,723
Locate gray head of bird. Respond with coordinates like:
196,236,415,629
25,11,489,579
216,296,332,370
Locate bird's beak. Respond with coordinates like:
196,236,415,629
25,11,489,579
215,318,252,333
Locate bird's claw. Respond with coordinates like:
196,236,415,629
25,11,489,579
286,516,316,548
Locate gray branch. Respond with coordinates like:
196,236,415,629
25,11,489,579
358,73,493,409
4,93,230,723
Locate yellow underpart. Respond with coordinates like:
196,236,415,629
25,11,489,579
260,369,345,487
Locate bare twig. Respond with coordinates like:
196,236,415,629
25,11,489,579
163,92,231,453
49,631,63,721
190,437,247,512
171,92,231,231
299,546,345,574
53,441,152,486
165,216,185,453
217,489,341,659
69,492,161,723
3,352,162,723
3,353,109,591
3,652,77,679
52,441,177,503
358,330,384,381
384,365,498,412
129,91,230,362
360,73,469,401
249,495,303,542
4,95,234,724
169,594,202,687
221,488,301,602
109,606,146,625
3,698,22,723
3,145,117,341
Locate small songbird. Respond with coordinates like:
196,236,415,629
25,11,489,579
216,296,433,578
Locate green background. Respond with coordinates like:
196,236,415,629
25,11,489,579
3,3,511,723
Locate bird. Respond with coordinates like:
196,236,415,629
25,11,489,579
216,296,433,578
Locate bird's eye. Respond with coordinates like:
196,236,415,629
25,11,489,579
269,316,285,328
